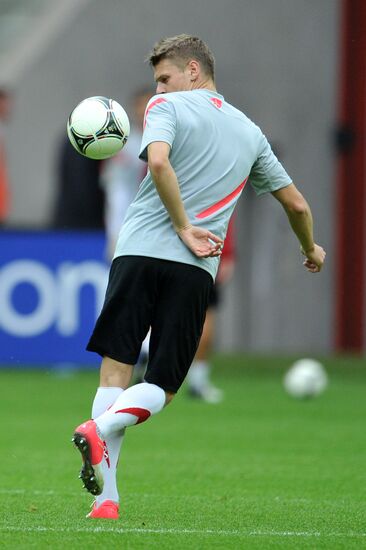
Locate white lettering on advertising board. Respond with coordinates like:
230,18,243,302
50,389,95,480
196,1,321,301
0,260,109,337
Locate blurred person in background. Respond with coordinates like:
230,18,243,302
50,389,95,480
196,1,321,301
51,135,104,229
72,34,326,520
101,86,153,378
186,216,236,403
102,87,153,258
0,88,13,227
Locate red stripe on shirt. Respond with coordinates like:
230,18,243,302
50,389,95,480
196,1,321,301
222,215,236,260
195,177,248,219
143,97,167,128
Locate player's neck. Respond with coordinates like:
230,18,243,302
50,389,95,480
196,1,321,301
191,77,216,92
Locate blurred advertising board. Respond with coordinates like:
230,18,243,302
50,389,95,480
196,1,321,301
0,231,109,365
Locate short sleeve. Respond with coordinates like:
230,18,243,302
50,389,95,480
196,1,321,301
139,95,177,161
249,132,292,196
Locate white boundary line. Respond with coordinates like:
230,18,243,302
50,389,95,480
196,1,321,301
0,526,365,538
2,490,365,538
0,489,358,506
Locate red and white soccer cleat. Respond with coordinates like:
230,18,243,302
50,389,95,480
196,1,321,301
87,499,119,520
72,420,105,496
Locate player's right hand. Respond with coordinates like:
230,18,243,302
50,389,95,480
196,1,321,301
178,225,224,258
302,243,326,273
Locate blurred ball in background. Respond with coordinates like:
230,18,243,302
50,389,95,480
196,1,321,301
283,358,328,399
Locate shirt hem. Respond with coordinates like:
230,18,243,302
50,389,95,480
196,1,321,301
113,249,215,281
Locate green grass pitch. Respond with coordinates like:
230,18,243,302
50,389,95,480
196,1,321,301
1,355,365,549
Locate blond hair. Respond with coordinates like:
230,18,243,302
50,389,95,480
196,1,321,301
146,34,215,80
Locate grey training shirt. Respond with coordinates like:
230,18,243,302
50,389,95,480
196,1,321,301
114,89,292,279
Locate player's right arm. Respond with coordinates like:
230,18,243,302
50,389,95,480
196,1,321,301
141,96,223,258
272,183,326,273
148,141,223,258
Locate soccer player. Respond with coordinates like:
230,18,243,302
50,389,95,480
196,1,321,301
186,217,236,403
0,88,13,227
72,34,326,519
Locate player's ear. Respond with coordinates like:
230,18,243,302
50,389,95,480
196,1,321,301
188,60,200,80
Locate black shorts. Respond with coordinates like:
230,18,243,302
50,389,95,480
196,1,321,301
87,256,213,393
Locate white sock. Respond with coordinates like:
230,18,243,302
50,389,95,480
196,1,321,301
95,382,166,438
91,387,124,505
187,360,210,390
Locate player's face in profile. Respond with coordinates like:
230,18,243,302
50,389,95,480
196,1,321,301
153,59,192,94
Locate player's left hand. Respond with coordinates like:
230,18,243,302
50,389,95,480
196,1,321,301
301,243,326,273
177,225,224,258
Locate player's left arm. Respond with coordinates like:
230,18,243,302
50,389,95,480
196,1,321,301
272,183,326,273
147,141,223,258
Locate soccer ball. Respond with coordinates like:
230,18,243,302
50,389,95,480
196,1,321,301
283,358,328,399
67,96,130,160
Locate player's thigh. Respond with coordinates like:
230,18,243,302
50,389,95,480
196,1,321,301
144,262,213,393
87,256,158,365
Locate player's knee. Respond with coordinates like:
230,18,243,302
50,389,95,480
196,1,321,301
100,356,133,387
